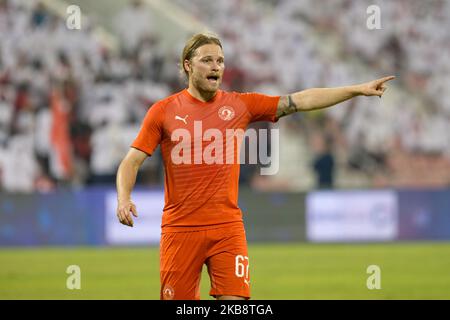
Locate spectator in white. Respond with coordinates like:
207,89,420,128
0,134,38,193
0,89,13,145
113,0,155,55
88,84,129,184
34,104,51,165
90,120,136,185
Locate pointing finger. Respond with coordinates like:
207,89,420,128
378,75,395,84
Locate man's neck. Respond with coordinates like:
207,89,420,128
187,86,217,102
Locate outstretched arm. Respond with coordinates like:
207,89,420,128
275,76,395,119
116,148,148,227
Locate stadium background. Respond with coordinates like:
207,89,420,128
1,0,449,299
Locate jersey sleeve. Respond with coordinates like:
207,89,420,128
131,102,164,156
239,92,280,123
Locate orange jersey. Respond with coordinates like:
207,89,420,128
132,89,280,232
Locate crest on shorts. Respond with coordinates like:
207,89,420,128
218,106,235,121
163,284,175,300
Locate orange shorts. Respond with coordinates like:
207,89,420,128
159,222,250,300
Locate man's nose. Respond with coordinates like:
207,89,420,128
211,62,220,71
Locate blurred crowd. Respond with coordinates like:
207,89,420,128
0,0,449,193
0,0,177,192
175,0,450,189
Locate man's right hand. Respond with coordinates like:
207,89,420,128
117,199,138,227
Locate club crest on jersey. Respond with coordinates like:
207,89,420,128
218,106,235,121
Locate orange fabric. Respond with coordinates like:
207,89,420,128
160,221,249,300
50,88,73,178
132,89,280,232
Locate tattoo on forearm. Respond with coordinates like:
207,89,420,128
276,95,298,119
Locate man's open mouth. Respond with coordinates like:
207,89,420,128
207,75,219,83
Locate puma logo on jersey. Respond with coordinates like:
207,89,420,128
175,115,188,124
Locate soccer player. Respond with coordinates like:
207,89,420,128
116,33,394,300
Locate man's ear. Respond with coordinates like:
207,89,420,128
184,59,191,73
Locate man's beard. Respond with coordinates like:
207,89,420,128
192,73,220,94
